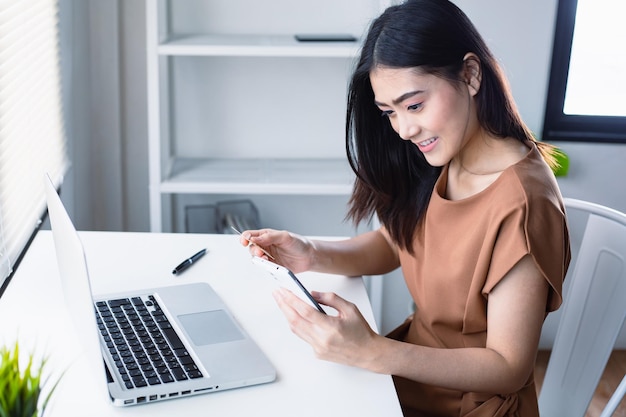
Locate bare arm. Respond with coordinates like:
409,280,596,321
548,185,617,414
277,254,548,394
242,228,399,277
362,255,547,392
309,228,399,276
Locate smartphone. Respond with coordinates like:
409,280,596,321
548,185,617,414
251,256,326,314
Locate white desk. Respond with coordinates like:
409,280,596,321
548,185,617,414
0,231,402,416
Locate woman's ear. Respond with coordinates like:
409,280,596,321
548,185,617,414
462,53,482,96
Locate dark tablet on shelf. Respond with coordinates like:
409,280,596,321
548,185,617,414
294,34,357,42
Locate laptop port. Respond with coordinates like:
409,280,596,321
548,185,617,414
124,399,134,405
169,392,179,397
137,396,146,403
181,390,191,395
149,395,157,401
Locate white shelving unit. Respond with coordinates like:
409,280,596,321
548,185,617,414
146,0,395,234
161,158,355,195
158,34,363,57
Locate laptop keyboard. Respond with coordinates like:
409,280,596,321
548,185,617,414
95,295,203,389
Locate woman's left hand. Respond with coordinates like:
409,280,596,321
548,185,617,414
272,287,380,369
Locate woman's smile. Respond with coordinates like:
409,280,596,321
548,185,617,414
416,137,439,152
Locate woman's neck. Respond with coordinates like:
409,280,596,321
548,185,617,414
446,135,529,200
454,133,527,176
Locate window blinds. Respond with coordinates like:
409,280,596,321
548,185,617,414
0,0,69,285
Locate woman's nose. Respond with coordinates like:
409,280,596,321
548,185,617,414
397,116,420,141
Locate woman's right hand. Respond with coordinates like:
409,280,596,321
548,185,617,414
238,228,315,274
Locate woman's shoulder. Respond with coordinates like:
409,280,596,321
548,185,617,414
505,143,564,207
430,142,566,225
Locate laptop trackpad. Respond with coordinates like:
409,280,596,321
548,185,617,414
178,310,245,346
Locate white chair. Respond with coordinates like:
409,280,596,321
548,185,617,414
538,198,626,417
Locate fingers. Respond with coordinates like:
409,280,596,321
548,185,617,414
310,291,353,314
272,288,330,350
273,287,319,320
238,229,278,260
237,228,264,246
245,229,283,248
239,229,312,274
273,288,375,366
274,289,351,319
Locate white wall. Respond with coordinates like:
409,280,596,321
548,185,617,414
62,0,626,341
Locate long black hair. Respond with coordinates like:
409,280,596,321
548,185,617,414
346,0,555,252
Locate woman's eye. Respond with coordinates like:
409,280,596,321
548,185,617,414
408,103,423,111
380,109,394,118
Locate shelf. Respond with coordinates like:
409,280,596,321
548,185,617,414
158,34,362,57
160,158,355,195
146,0,384,232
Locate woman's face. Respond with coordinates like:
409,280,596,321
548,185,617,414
370,66,479,167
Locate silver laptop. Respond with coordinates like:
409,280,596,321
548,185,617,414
44,174,276,406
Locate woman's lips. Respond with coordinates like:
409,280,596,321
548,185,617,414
417,137,438,153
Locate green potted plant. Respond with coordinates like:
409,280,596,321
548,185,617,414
532,133,570,177
0,342,61,417
552,146,570,177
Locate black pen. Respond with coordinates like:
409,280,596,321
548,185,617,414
172,249,207,275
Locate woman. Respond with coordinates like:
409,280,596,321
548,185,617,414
240,1,570,415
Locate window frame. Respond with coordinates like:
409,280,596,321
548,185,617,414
542,0,626,143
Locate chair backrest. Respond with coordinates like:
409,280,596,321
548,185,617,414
538,198,626,417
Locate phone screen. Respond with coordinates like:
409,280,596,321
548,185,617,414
251,257,326,314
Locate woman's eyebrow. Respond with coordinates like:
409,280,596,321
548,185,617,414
374,90,423,107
